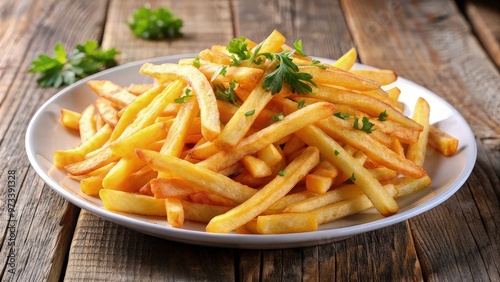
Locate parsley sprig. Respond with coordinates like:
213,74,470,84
128,5,183,40
29,40,119,87
353,116,375,134
214,80,239,105
261,51,317,94
226,37,252,66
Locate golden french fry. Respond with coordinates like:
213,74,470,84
150,178,201,198
87,80,137,107
300,66,381,91
295,124,399,216
81,173,105,197
110,122,168,157
205,146,319,233
241,155,272,178
166,198,184,228
61,109,81,130
140,63,221,141
95,97,118,127
64,147,119,176
256,144,282,166
262,191,317,215
125,83,154,95
136,149,257,203
213,64,275,150
54,124,112,168
100,189,165,216
198,63,263,89
284,184,363,213
183,201,232,223
406,97,430,167
332,47,357,71
350,69,397,85
316,116,426,178
79,104,97,143
256,212,318,234
110,85,165,141
254,29,286,54
198,49,232,65
160,94,199,157
428,125,459,157
384,175,432,197
197,102,335,172
308,85,423,131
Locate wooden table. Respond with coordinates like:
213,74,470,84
1,0,499,281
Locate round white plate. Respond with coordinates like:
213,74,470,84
26,55,477,249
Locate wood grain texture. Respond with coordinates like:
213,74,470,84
234,0,423,280
341,0,499,142
0,0,108,281
63,0,236,280
464,0,500,68
64,211,235,281
341,0,500,280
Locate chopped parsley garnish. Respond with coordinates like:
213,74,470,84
334,112,350,120
210,66,227,82
263,51,317,94
214,80,238,105
249,43,317,95
128,5,183,40
353,116,375,134
193,56,201,68
293,39,305,56
310,60,327,70
226,36,252,66
334,150,340,156
174,89,193,103
297,99,306,109
378,110,388,121
29,40,119,87
349,173,356,182
272,112,285,122
278,170,286,176
245,109,256,117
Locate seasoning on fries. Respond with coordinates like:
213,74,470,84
54,30,459,234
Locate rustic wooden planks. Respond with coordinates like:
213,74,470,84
341,0,500,280
0,1,109,281
464,0,500,68
234,0,423,280
62,0,236,281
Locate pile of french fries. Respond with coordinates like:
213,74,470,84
54,30,459,234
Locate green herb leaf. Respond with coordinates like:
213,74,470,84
297,99,306,109
293,39,305,56
29,41,119,88
334,150,340,156
193,56,201,68
174,89,193,103
334,112,350,120
261,51,317,94
210,66,227,82
245,109,255,117
378,110,388,121
214,80,239,105
310,59,327,70
349,173,356,182
272,112,284,122
278,170,286,176
226,36,252,66
128,5,183,40
353,116,375,134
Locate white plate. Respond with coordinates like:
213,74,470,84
26,55,477,249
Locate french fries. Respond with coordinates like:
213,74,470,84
54,30,460,235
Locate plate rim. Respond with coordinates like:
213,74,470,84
25,54,477,249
